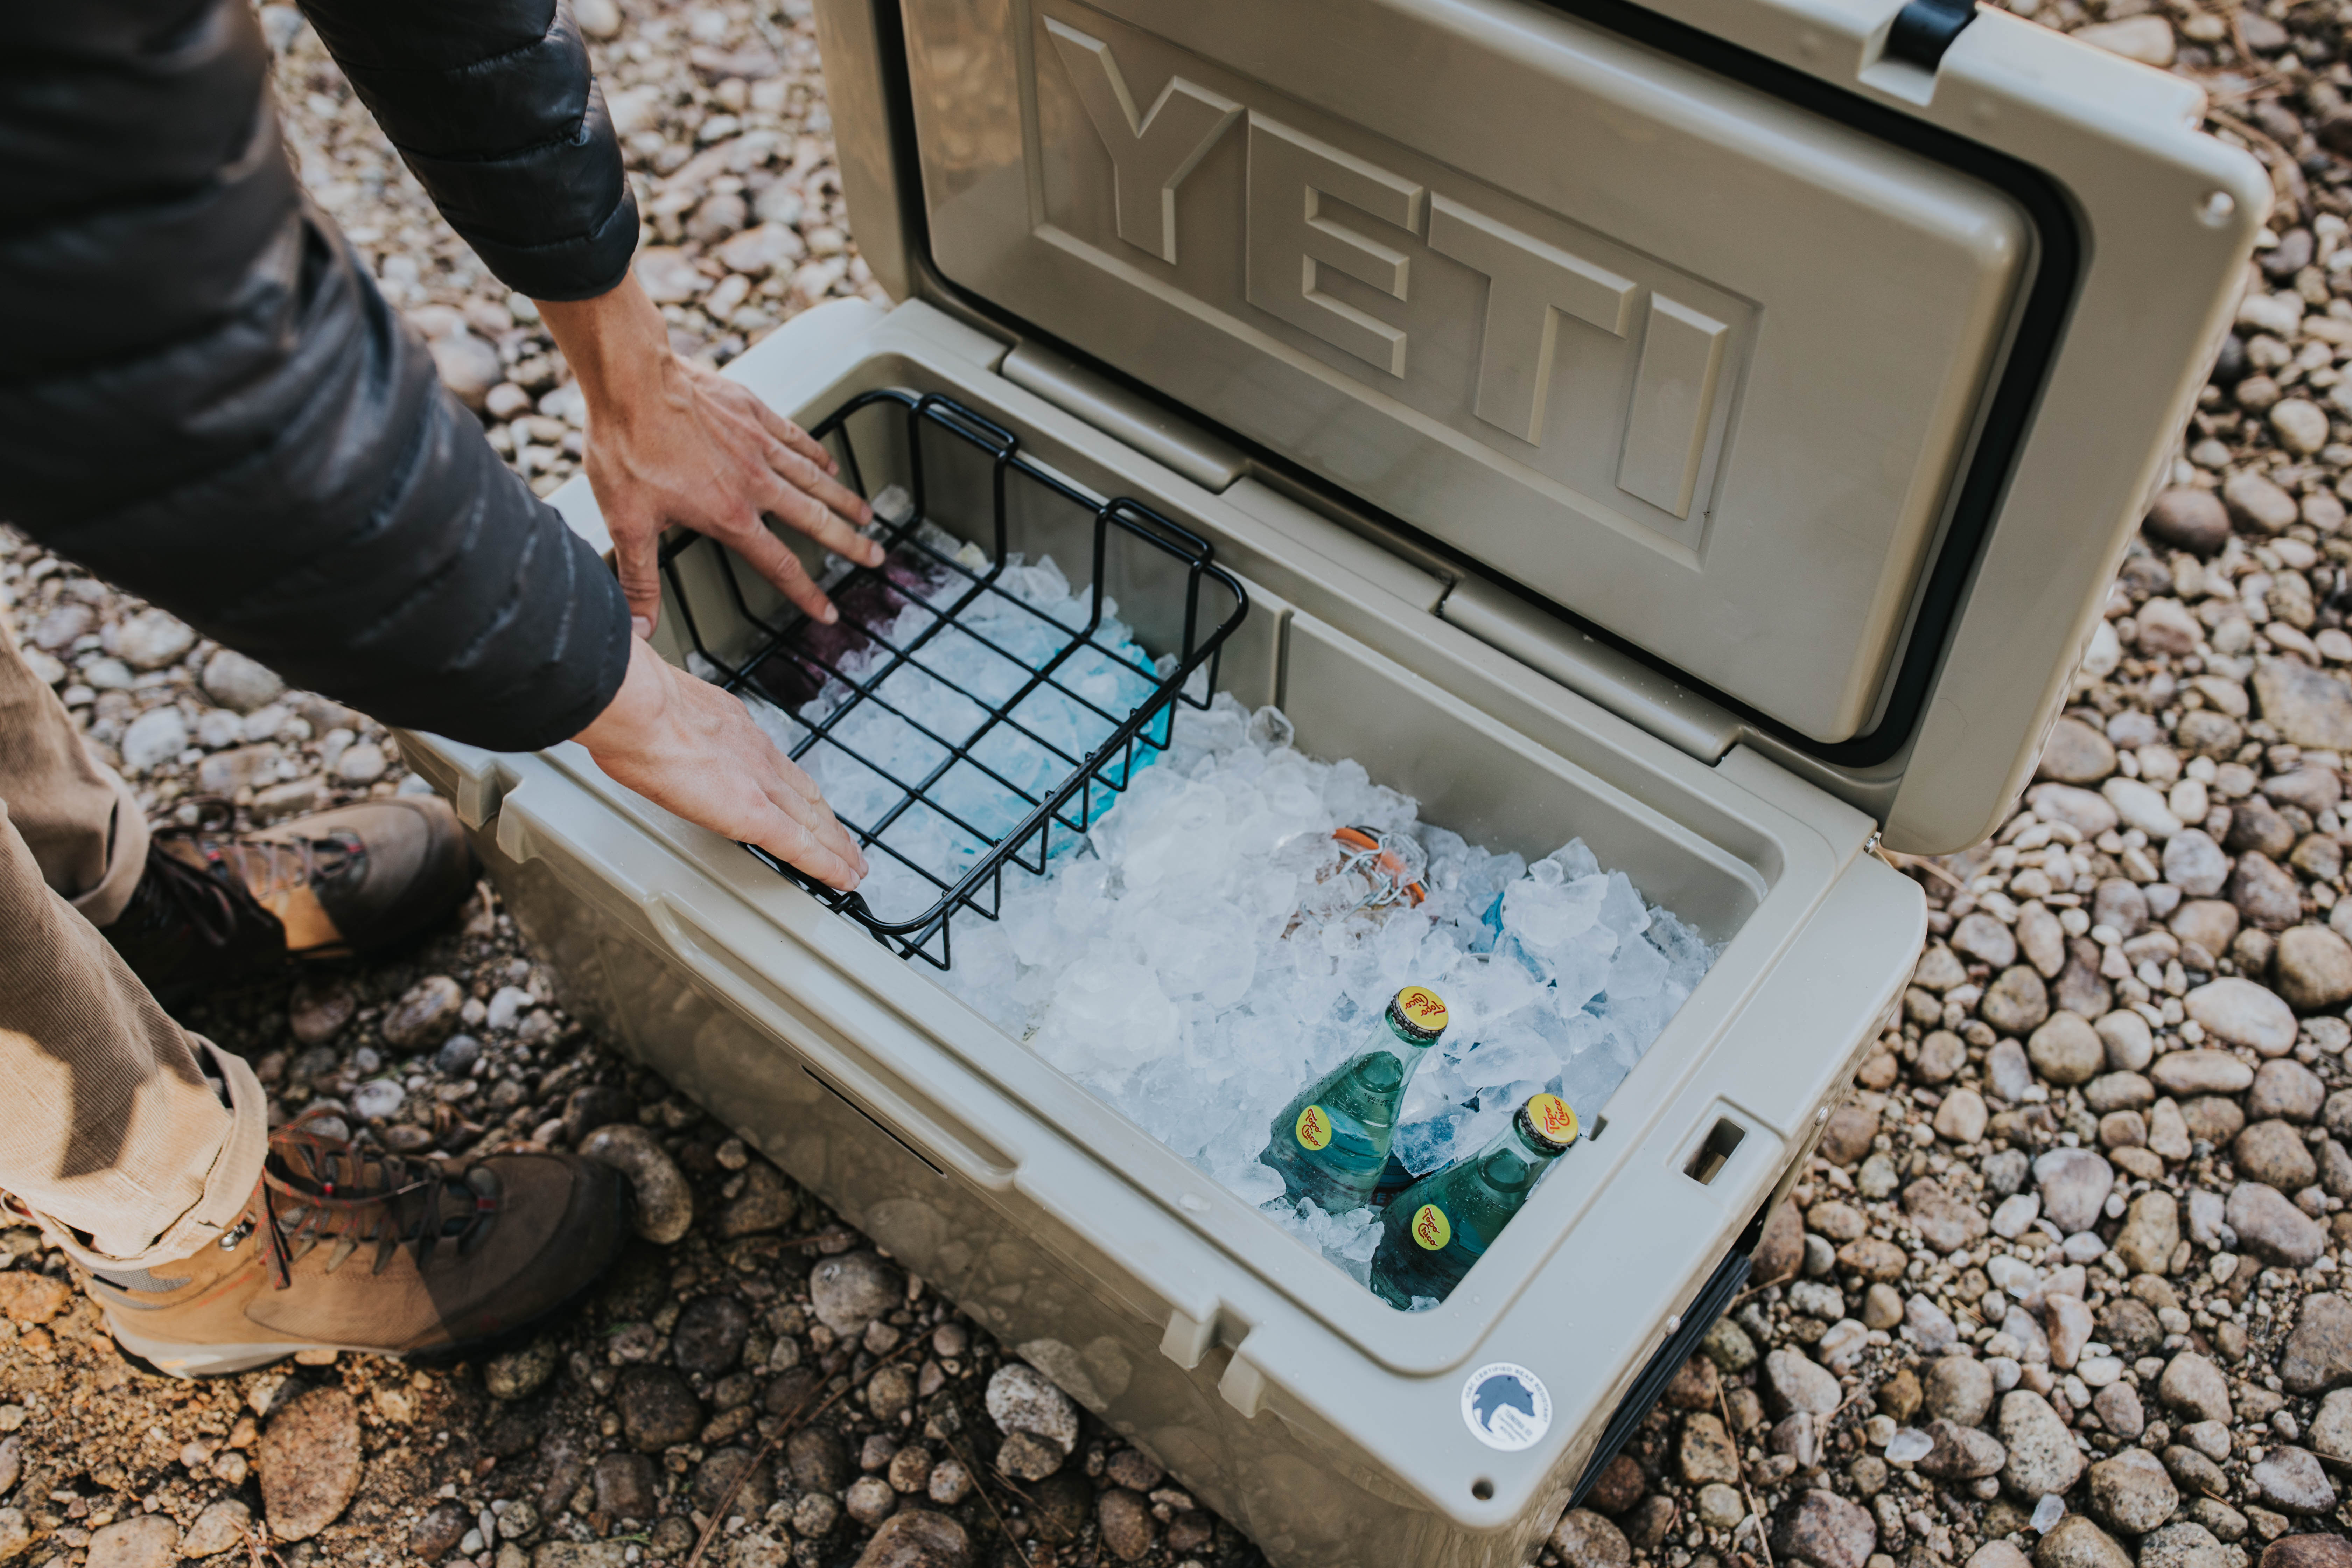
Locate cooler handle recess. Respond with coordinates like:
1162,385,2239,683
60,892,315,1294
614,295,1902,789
488,777,1022,1193
645,899,1024,1194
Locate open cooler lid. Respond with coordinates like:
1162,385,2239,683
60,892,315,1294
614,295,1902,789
812,0,2268,852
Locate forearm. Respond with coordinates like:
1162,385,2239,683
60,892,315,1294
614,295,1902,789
538,277,688,436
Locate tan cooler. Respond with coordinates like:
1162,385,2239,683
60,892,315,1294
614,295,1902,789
398,1,2266,1562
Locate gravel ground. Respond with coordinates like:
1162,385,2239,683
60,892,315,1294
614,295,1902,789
9,3,2352,1568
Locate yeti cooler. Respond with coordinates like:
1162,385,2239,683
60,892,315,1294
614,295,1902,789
398,0,2265,1561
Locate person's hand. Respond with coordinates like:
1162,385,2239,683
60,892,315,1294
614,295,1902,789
574,637,867,890
536,276,882,638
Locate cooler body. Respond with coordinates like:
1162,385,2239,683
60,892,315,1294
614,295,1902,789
402,298,1925,1568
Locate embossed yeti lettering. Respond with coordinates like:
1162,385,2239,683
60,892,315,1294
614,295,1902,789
1049,23,1734,518
1045,18,1240,265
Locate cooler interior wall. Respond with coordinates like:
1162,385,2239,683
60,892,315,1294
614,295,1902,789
652,385,1768,944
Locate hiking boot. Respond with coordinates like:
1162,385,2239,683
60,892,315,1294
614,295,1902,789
103,796,475,1006
85,1118,629,1376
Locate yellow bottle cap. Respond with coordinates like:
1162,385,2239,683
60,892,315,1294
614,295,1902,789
1524,1093,1580,1151
1388,985,1448,1041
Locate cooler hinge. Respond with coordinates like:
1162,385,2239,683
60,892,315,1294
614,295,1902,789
1883,0,1978,69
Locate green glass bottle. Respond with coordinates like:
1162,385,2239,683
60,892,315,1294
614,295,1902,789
1260,985,1449,1213
1370,1092,1580,1308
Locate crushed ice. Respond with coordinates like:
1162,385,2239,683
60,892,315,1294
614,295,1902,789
706,504,1720,1302
935,692,1720,1298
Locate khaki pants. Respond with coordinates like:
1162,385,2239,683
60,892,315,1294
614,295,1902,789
0,620,267,1268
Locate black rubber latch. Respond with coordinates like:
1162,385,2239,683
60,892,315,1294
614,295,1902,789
1885,0,1978,68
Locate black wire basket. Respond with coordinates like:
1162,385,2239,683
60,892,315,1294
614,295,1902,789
658,390,1250,967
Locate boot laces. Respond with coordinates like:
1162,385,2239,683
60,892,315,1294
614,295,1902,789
255,1112,501,1288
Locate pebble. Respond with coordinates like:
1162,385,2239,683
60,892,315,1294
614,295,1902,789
2276,925,2352,1009
382,975,464,1051
851,1510,971,1568
2095,1008,2154,1069
2027,1012,2105,1085
2254,660,2352,751
592,1452,659,1519
1095,1488,1155,1561
1764,1346,1843,1416
435,1032,483,1074
177,1499,252,1559
1678,1412,1741,1484
2093,1381,2144,1440
2150,1049,2254,1095
429,332,504,411
812,1251,905,1336
486,1338,559,1400
1770,1488,1876,1568
716,1159,799,1237
2280,1293,2352,1393
636,246,706,303
2035,1515,2132,1568
2249,1446,2338,1513
83,1514,177,1568
2227,1180,2328,1265
2311,1388,2352,1462
119,705,188,773
994,1430,1064,1482
334,738,388,783
257,1386,363,1541
1989,1039,2037,1102
2260,1540,2352,1568
2137,1525,2239,1568
2073,12,2176,65
2163,830,2230,895
2102,777,2183,838
2033,1148,2115,1234
2029,784,2120,837
2086,1448,2179,1534
2114,1191,2180,1274
1925,1355,1995,1426
1695,1482,1746,1529
845,1475,897,1526
1549,1509,1631,1568
578,1124,693,1243
2158,1352,2234,1424
1919,1419,2005,1480
1983,967,2052,1034
1954,912,2018,968
2228,851,2305,930
672,1296,751,1376
1902,1179,1985,1253
2000,1389,2087,1499
2144,489,2232,554
111,608,195,671
985,1363,1079,1454
618,1367,703,1451
2183,978,2298,1055
2239,1119,2320,1189
200,648,285,712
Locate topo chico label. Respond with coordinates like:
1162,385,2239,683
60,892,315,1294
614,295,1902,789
1527,1093,1578,1146
1294,1105,1335,1151
1410,1203,1452,1251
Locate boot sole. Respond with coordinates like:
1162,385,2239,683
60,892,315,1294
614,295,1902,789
103,1312,309,1378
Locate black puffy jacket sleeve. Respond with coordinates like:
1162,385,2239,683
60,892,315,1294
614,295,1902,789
0,0,633,750
297,0,639,303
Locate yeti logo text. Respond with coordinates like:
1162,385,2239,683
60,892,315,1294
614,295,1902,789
1049,24,1732,520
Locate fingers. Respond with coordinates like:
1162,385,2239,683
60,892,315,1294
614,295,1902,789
756,457,880,566
611,523,664,638
752,400,847,482
728,515,840,624
747,798,866,891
